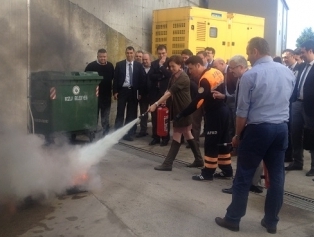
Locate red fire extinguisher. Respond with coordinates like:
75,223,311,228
157,104,169,137
263,161,270,189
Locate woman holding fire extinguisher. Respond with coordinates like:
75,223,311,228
148,55,204,171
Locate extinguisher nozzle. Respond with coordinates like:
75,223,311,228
139,111,149,119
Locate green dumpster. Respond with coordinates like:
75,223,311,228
30,71,103,141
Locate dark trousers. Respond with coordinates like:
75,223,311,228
225,123,288,228
291,101,314,167
139,96,149,133
191,107,203,143
151,107,170,142
114,87,138,135
98,97,111,133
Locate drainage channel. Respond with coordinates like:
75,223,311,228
118,142,314,213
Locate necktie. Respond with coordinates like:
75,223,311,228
297,64,310,98
129,63,133,86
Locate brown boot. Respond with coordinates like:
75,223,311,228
186,139,204,167
154,140,181,171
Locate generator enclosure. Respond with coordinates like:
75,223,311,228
152,7,265,61
30,71,102,140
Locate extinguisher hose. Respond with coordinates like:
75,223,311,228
139,110,149,119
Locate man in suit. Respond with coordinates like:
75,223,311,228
286,40,314,177
85,48,114,136
205,47,215,67
282,49,300,162
212,58,238,140
113,46,145,141
136,52,152,138
147,45,172,146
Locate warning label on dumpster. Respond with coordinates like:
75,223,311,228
64,95,88,101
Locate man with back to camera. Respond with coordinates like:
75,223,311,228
147,45,172,146
113,46,145,141
85,48,114,136
286,40,314,177
215,37,295,234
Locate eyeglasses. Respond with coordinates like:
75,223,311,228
229,65,240,70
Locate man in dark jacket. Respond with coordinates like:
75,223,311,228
113,46,145,141
147,45,172,146
85,48,114,136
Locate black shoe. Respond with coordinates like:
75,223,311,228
160,140,169,147
222,187,233,194
192,174,213,181
215,217,239,232
284,156,293,163
285,163,303,171
149,139,160,145
250,185,263,193
213,171,233,180
186,144,191,148
123,135,133,141
261,218,276,234
136,132,148,138
306,168,314,176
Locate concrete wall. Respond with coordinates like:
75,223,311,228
69,0,200,52
0,0,28,131
207,0,288,56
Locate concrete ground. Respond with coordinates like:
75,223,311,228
1,121,314,237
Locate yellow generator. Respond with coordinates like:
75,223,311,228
152,7,264,61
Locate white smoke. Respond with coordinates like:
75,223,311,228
0,118,139,203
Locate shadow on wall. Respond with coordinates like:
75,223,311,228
30,0,142,72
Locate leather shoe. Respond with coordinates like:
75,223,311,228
160,140,169,146
123,135,133,141
250,185,263,193
136,132,148,138
222,187,233,194
149,139,160,145
285,163,303,171
215,217,239,232
261,218,276,234
306,168,314,176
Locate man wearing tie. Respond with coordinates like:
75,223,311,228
286,40,314,177
113,46,145,141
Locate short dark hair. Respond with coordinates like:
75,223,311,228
247,37,270,55
181,49,193,56
300,40,314,52
185,56,204,65
205,47,215,55
282,49,295,55
273,56,282,63
157,45,167,51
136,50,144,54
196,51,207,58
97,48,107,54
168,55,183,67
294,48,302,55
126,46,135,51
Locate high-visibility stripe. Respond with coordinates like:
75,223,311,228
218,157,231,165
218,154,231,159
197,99,204,109
205,163,218,168
204,156,217,162
199,68,224,90
50,87,56,100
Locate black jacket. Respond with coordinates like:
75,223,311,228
113,60,145,95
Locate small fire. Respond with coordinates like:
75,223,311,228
72,173,89,186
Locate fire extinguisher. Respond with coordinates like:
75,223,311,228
263,161,270,189
157,104,169,137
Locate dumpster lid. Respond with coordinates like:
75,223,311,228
31,71,103,80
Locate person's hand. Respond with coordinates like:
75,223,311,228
212,90,225,100
232,135,240,148
159,56,166,66
148,103,158,113
113,93,118,100
173,113,183,122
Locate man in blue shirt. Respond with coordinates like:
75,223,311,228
215,37,295,234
